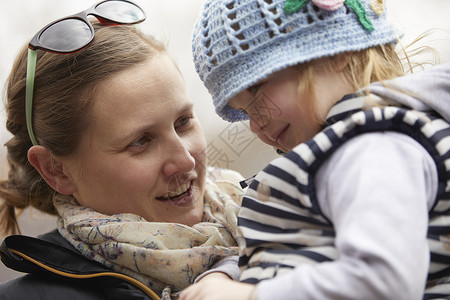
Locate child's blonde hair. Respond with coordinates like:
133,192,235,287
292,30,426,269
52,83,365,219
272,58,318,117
297,43,404,123
298,31,440,125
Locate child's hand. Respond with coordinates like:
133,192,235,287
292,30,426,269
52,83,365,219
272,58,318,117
179,273,257,300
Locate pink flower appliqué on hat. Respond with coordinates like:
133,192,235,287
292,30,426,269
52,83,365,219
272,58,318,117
312,0,345,11
283,0,375,31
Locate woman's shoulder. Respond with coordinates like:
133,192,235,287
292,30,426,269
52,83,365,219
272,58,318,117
0,271,154,300
0,273,105,300
0,231,155,299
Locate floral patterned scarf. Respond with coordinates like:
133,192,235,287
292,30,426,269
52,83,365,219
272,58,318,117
54,167,244,297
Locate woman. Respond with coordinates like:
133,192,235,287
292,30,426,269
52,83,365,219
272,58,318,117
0,1,244,299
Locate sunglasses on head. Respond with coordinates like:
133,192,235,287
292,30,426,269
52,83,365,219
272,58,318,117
26,0,146,146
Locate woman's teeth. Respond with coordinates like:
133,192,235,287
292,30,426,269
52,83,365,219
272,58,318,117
165,181,191,199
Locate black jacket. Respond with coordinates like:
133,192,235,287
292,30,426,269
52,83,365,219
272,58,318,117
0,230,160,300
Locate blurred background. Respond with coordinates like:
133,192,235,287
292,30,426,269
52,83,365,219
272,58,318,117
0,0,449,282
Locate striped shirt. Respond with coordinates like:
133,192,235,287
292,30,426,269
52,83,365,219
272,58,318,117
238,94,450,298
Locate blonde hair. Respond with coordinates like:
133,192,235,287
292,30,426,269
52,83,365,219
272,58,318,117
0,23,166,236
297,32,440,124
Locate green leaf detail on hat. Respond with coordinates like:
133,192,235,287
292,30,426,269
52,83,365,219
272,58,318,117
344,0,374,31
283,0,374,31
283,0,309,14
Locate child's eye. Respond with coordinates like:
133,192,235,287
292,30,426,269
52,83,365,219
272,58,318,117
248,83,262,95
239,108,248,115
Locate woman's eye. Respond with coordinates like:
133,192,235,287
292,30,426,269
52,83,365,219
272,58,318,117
175,116,192,128
130,135,152,147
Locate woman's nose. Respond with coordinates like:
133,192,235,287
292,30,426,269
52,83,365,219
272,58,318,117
162,136,196,177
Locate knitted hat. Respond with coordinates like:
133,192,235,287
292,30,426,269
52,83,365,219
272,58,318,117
192,0,400,122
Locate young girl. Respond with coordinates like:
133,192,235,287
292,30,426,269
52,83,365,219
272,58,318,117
183,0,450,299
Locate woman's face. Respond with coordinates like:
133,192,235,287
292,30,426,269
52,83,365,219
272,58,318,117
62,54,207,226
228,62,351,152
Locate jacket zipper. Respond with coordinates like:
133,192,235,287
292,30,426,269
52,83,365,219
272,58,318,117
9,248,161,300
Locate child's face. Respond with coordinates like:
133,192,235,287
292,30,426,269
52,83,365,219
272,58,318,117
229,63,347,152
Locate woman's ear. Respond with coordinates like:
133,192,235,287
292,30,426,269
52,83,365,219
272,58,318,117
27,146,76,195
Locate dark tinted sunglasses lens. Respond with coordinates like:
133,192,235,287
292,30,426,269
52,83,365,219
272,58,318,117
39,19,92,52
96,0,145,23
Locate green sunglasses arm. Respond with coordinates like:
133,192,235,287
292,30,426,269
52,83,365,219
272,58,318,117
26,49,39,146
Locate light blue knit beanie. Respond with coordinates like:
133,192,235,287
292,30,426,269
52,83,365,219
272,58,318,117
192,0,400,122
